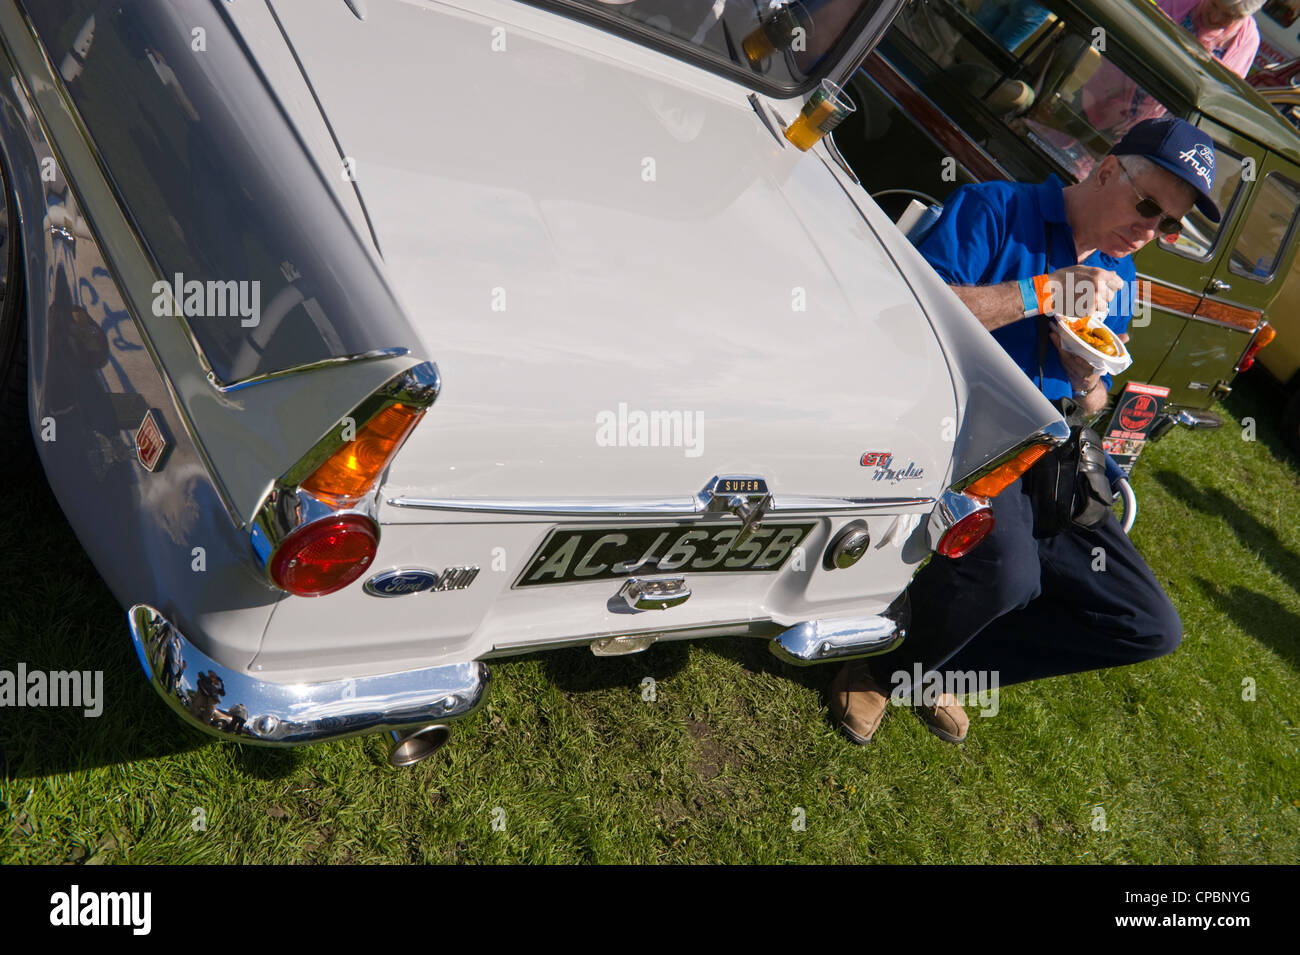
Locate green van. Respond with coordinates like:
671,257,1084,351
838,0,1299,454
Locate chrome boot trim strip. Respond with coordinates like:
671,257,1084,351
386,493,934,517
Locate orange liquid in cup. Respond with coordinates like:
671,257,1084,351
743,29,777,64
784,98,839,150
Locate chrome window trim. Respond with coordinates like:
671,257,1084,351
819,130,860,185
214,347,410,393
518,0,905,100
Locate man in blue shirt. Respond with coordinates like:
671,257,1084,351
829,117,1217,745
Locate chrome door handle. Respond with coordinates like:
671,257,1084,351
1207,278,1231,293
619,576,691,611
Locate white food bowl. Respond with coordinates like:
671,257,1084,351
1055,315,1133,375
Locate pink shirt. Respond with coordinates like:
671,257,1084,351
1158,0,1261,78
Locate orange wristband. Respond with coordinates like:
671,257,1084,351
1031,274,1056,316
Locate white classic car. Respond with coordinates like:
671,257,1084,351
0,0,1064,765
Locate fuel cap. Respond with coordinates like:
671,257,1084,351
825,520,871,570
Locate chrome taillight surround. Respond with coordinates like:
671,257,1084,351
926,486,991,552
249,361,441,593
927,418,1069,551
947,418,1069,496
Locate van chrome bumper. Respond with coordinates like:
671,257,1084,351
127,604,489,746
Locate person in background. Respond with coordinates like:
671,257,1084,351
1158,0,1263,78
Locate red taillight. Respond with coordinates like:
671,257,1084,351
270,515,379,596
937,508,995,559
1236,324,1277,372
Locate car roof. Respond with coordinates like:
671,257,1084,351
1056,0,1300,166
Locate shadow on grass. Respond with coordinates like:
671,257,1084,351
1191,577,1300,673
1150,468,1300,604
1222,370,1298,472
0,468,206,779
697,635,837,695
540,639,691,693
537,632,837,701
233,745,304,780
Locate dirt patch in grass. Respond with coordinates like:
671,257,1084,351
687,717,735,782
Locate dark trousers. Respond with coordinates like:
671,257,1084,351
870,479,1182,689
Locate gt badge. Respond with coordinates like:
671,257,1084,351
861,450,924,483
135,410,168,472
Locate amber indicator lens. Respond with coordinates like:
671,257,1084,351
1237,324,1276,372
302,402,424,503
964,443,1050,499
271,515,379,596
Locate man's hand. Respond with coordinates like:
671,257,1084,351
1050,330,1107,414
1042,265,1125,319
947,267,1126,334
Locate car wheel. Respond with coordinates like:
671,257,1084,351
0,154,30,464
1282,388,1300,458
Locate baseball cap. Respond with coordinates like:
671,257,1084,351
1110,116,1220,223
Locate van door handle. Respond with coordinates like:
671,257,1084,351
1207,279,1231,293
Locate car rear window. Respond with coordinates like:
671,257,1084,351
539,0,892,93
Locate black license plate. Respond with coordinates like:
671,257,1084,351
515,522,815,587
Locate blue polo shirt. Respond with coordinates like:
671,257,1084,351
917,176,1137,402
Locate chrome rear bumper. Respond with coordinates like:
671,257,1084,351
769,595,908,665
127,605,489,746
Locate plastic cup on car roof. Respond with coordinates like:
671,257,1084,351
785,78,855,151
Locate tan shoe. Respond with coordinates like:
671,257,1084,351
828,661,890,744
914,693,969,743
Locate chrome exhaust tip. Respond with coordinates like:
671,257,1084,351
387,724,451,767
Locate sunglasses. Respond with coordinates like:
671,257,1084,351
1116,159,1185,236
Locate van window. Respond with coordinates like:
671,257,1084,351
1229,172,1300,282
887,0,1243,258
1159,147,1246,261
889,0,1171,177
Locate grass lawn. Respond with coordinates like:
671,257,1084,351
2,375,1298,864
